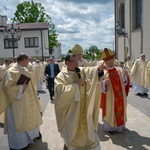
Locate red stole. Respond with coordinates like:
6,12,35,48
100,68,125,126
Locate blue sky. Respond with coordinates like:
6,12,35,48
0,0,115,54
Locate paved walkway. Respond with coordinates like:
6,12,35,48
0,86,150,150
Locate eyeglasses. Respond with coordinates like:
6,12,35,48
68,60,78,63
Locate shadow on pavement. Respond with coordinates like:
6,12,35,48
27,139,49,150
0,123,4,128
50,100,54,104
97,123,150,150
135,94,148,99
37,90,47,94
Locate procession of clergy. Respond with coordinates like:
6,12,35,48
0,44,150,150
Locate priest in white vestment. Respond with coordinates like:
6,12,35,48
72,44,93,67
54,53,105,150
100,48,129,134
0,53,43,150
145,61,150,99
131,54,148,95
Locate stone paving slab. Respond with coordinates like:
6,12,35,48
0,87,150,150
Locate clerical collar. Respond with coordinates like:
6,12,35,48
17,63,26,71
67,68,75,72
107,66,115,70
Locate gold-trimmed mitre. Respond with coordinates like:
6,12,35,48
101,48,114,61
72,44,83,54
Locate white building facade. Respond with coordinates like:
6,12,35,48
52,42,62,60
115,0,150,62
0,15,50,61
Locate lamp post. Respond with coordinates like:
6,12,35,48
115,21,128,37
115,21,128,63
4,24,21,58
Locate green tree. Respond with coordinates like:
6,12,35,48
11,0,50,23
68,49,72,54
11,0,58,53
49,24,59,54
84,45,102,60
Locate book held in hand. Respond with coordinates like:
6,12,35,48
17,74,30,85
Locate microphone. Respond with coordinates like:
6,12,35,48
75,67,81,79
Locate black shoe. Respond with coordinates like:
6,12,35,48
63,144,68,150
50,100,54,104
10,146,28,150
40,112,43,117
35,132,42,140
143,93,148,96
135,93,142,96
108,131,116,135
20,146,28,150
51,97,54,100
0,123,4,128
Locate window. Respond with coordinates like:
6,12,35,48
25,37,39,48
121,4,125,29
4,38,18,49
135,0,142,28
118,3,125,30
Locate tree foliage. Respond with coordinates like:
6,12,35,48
67,49,72,54
66,45,102,60
11,0,50,23
83,45,102,60
11,0,58,52
49,24,58,53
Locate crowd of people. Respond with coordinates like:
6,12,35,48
0,44,149,150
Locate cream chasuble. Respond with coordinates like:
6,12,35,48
131,59,148,86
0,63,43,134
145,61,150,89
54,66,102,147
32,63,43,86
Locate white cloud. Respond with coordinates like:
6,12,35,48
0,0,115,54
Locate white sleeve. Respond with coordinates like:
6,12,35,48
74,85,80,101
16,85,24,100
102,80,107,93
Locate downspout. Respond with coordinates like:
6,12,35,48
114,0,117,58
129,0,132,58
141,1,143,54
40,30,44,61
48,28,50,57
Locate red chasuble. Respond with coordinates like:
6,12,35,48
100,68,125,126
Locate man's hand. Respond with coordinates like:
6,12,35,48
77,78,84,87
98,62,106,71
23,81,29,91
98,62,105,77
104,79,109,86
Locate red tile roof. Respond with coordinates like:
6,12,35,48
0,22,50,31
